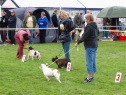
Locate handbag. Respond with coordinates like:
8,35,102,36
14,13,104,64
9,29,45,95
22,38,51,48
59,32,70,42
59,33,66,40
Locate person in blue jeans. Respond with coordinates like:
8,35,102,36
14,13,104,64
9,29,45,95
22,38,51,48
102,22,110,38
75,13,99,82
58,10,75,59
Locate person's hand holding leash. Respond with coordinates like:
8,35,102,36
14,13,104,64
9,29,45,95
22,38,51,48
75,43,78,47
57,40,60,43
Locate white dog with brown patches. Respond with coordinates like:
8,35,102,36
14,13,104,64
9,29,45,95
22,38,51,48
39,64,61,83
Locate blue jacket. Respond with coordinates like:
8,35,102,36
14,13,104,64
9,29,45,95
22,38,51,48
38,16,48,28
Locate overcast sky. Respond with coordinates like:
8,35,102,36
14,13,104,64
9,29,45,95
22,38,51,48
14,0,126,8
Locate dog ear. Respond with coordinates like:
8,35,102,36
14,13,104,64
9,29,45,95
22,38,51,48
29,46,34,49
52,58,55,62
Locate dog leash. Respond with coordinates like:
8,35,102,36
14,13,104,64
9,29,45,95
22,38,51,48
48,46,76,67
58,48,64,57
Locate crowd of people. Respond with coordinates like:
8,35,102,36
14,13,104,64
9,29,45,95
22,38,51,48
0,10,49,45
0,9,92,45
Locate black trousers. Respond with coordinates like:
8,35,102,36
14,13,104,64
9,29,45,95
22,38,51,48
0,27,7,43
8,29,16,44
52,29,58,42
39,29,46,43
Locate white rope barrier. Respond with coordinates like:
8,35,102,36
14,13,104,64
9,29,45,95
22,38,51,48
0,27,126,32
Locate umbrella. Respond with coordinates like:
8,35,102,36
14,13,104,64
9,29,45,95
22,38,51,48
97,6,126,18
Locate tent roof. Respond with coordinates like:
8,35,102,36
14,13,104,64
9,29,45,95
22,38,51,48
1,0,126,9
1,0,19,8
15,0,126,8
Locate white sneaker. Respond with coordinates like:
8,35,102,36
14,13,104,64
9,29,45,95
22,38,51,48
4,42,6,46
22,55,27,62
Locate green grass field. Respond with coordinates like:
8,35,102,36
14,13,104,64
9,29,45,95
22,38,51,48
0,41,126,95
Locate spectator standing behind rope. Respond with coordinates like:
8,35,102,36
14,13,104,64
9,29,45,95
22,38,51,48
38,12,48,43
75,14,99,82
51,9,58,42
0,11,8,45
8,10,17,45
15,30,31,59
83,10,91,27
57,10,75,59
23,11,37,44
73,12,82,41
67,12,75,40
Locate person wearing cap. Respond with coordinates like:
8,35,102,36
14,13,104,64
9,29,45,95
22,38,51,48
15,29,31,59
23,11,37,44
8,10,17,45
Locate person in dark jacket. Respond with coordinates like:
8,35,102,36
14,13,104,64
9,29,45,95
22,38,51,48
0,11,8,44
58,10,75,59
8,10,17,45
38,11,48,43
51,9,58,42
75,14,99,82
74,12,83,41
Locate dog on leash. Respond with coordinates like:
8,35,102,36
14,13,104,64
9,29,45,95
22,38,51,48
75,26,84,41
52,56,71,68
39,64,61,83
79,29,84,38
27,46,41,60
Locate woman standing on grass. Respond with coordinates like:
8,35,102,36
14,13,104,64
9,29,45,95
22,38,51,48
57,10,75,59
75,14,99,82
15,30,31,59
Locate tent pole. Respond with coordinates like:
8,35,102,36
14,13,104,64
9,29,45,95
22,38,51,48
60,0,61,11
77,0,86,14
0,0,2,17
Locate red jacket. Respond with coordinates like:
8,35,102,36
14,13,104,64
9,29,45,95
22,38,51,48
15,30,31,42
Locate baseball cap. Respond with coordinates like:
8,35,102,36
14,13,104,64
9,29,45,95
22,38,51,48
10,10,15,13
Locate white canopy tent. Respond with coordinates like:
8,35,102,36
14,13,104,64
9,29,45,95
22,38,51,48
14,0,126,8
2,0,19,8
